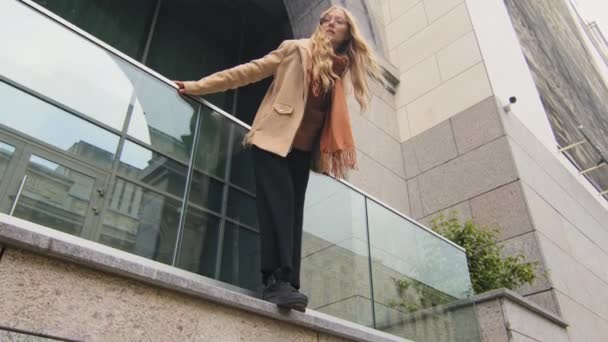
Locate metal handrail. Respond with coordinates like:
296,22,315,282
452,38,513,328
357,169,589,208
557,125,608,199
17,0,466,252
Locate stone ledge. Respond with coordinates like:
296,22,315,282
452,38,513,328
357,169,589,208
470,288,568,328
0,214,407,342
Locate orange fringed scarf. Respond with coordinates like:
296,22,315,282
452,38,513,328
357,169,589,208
313,55,357,180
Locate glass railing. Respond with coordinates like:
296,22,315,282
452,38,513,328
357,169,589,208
0,1,481,340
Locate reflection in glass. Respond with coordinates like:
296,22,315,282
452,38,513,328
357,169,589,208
227,189,257,229
194,109,230,179
12,155,95,236
229,126,256,193
0,81,119,170
176,206,220,278
119,140,188,199
366,199,478,341
0,141,16,179
32,0,156,60
301,173,373,327
124,66,200,165
102,178,181,264
188,170,224,214
220,223,260,291
0,1,142,131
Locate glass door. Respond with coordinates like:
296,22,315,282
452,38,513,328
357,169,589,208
0,137,108,239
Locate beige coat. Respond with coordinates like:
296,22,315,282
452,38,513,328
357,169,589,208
187,39,314,158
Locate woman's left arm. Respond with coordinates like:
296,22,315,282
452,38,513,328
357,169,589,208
180,40,295,96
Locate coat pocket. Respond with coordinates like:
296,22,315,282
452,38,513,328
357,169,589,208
272,103,294,115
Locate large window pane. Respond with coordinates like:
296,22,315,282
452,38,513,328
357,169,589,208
12,155,96,237
193,109,231,179
32,0,156,60
0,141,16,179
220,223,260,291
176,206,221,278
124,69,200,164
229,126,256,193
366,199,479,341
0,1,146,131
227,188,257,229
119,140,189,199
0,81,119,170
188,170,224,214
102,178,181,264
145,0,240,113
301,173,373,327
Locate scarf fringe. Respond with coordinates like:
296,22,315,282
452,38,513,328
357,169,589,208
320,148,357,180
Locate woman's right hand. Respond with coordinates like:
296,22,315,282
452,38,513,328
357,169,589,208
174,80,196,95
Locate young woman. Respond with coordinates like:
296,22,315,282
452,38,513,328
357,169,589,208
175,5,381,312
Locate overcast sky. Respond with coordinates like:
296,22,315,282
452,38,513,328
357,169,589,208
574,0,608,35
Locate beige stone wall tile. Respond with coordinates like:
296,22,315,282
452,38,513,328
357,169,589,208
386,3,428,50
395,56,441,108
407,62,492,137
436,31,482,80
396,4,472,71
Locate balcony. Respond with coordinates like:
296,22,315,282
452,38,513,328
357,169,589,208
0,1,480,341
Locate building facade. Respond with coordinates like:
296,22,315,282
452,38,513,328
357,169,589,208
0,0,607,341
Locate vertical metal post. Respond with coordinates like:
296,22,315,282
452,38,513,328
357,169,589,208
364,197,377,328
9,175,28,216
172,105,203,266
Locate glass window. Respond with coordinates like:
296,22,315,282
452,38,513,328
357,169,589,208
32,0,156,60
0,81,119,170
119,140,189,199
193,109,231,179
102,178,181,264
0,141,16,179
176,206,221,278
145,0,241,113
366,199,477,341
124,67,200,164
229,126,256,193
0,1,148,131
219,223,260,291
227,188,257,229
12,155,96,237
187,170,224,215
301,173,373,327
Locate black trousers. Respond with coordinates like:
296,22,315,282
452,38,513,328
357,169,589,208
252,145,311,290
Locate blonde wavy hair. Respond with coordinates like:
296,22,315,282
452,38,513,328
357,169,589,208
309,5,382,109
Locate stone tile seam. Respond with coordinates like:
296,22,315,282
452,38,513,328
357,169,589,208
553,288,608,325
517,175,608,257
406,177,422,219
426,1,471,27
313,293,372,312
419,174,520,219
394,28,475,76
471,289,568,327
404,123,508,180
396,56,480,108
356,148,407,182
509,329,543,342
535,229,608,291
505,130,607,228
485,181,537,238
386,4,429,50
0,325,77,342
356,111,402,145
383,0,423,26
498,297,512,339
419,198,472,223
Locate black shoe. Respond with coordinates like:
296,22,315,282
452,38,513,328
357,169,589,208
262,276,308,312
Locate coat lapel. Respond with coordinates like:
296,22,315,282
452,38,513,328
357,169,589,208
297,39,312,101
